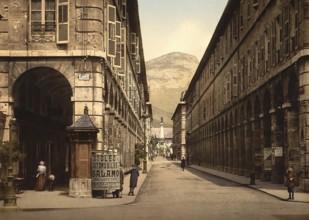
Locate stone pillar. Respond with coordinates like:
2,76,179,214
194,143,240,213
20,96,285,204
252,118,262,179
67,106,98,198
270,107,285,184
298,58,309,191
284,103,300,184
244,120,252,177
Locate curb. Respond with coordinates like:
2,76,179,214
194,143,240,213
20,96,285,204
188,165,309,204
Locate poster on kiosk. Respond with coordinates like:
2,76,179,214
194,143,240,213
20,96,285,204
91,152,121,193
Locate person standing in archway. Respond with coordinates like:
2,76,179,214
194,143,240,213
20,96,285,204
35,161,47,191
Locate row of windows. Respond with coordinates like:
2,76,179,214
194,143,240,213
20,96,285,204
188,0,301,119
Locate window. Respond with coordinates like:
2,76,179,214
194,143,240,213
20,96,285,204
131,32,136,56
31,0,56,32
232,13,238,39
30,0,69,43
232,65,238,97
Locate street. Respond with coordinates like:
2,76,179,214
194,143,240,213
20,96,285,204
1,158,309,220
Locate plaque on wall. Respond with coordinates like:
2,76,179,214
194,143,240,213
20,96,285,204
275,147,283,157
78,73,90,81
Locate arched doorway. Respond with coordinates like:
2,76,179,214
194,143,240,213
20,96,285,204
262,89,272,181
12,67,73,188
272,82,285,183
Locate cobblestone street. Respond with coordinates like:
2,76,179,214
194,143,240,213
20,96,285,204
1,158,309,220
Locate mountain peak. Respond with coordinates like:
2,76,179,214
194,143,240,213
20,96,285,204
147,52,198,66
146,52,198,127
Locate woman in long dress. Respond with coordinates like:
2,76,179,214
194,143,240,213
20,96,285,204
35,161,47,191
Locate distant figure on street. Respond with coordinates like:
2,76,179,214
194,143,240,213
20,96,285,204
181,157,186,171
124,164,139,196
285,167,296,200
35,161,46,191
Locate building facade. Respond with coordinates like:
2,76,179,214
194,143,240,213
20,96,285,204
184,0,309,191
0,0,150,187
172,98,186,161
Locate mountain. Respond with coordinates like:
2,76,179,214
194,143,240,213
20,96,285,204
146,52,199,127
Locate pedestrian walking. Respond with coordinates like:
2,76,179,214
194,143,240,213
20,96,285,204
285,167,296,200
124,164,139,196
181,157,186,171
35,161,46,191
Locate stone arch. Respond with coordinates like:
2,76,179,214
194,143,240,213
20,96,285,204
286,72,299,177
272,81,285,183
263,89,271,147
12,67,73,187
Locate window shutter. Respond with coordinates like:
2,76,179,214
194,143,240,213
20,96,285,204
119,27,126,76
114,21,122,67
57,0,69,44
131,32,136,56
122,0,127,19
232,65,238,97
136,56,140,73
135,36,140,73
226,72,230,102
107,5,116,57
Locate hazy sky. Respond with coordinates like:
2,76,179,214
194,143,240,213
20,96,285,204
138,0,229,61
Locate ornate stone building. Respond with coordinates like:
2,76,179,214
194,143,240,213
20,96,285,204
184,0,309,191
0,0,150,187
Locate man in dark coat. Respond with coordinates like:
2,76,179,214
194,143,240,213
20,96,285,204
124,165,139,196
181,157,186,171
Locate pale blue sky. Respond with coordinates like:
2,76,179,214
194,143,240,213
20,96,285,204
138,0,228,61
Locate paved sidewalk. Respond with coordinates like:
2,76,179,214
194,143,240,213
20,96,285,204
1,162,152,211
3,158,308,212
189,164,309,203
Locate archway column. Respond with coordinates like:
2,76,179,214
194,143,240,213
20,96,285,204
298,58,309,191
252,117,262,179
239,121,245,176
244,119,252,177
283,103,300,184
270,107,285,184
